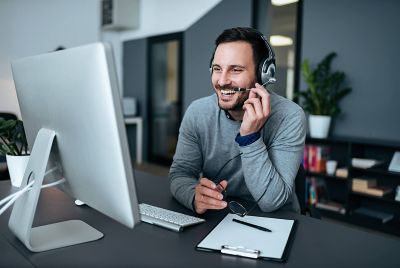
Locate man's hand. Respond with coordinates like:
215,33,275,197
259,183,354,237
240,83,271,136
194,178,228,214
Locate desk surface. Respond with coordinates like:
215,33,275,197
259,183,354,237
1,171,400,268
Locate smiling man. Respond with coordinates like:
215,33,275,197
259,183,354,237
169,27,306,215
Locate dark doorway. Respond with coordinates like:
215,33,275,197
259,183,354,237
147,32,183,165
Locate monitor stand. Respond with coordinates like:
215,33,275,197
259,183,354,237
8,128,103,252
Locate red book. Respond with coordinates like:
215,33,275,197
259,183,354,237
315,146,330,173
303,145,309,170
308,145,317,172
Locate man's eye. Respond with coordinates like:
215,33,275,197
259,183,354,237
232,68,243,73
212,67,221,72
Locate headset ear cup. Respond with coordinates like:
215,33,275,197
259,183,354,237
258,58,267,84
260,60,276,85
266,63,276,81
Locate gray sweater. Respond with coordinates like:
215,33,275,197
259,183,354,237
169,92,306,213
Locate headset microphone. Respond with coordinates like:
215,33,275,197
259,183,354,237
231,78,277,92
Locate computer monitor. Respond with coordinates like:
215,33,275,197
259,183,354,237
10,43,140,252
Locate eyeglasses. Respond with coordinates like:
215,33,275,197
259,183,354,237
214,153,269,217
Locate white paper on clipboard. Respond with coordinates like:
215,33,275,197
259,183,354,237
197,213,295,260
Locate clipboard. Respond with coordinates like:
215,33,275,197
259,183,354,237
196,213,296,262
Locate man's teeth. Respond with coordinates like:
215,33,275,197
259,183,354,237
221,89,235,95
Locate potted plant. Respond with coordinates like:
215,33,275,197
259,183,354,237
298,52,352,138
0,117,29,187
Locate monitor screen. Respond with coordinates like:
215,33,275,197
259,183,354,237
10,43,140,251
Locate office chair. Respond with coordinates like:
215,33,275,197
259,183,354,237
0,112,18,181
295,164,321,219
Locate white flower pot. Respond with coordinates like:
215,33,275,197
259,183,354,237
309,115,331,138
6,154,30,187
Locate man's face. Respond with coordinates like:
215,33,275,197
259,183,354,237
211,41,257,111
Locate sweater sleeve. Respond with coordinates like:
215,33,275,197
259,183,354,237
169,105,202,211
239,109,306,212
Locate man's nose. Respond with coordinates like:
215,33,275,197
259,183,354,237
217,71,231,87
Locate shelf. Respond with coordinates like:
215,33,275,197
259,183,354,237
305,135,400,237
320,207,400,237
350,191,400,205
306,171,348,182
348,213,400,237
318,207,348,219
307,135,400,149
315,201,346,215
351,166,400,178
306,136,350,145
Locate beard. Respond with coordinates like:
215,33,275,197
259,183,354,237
217,94,247,111
215,85,250,111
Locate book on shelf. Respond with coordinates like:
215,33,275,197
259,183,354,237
303,145,309,171
308,177,318,205
388,151,400,172
396,186,400,202
353,207,394,224
315,201,346,215
352,178,392,197
306,177,329,206
304,145,330,173
352,178,377,191
335,167,348,178
351,158,383,169
363,186,392,197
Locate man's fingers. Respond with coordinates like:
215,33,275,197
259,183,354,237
194,178,227,214
255,82,265,89
196,202,227,211
249,84,270,117
242,103,256,118
195,192,227,211
219,180,228,189
197,194,227,206
199,186,224,200
251,83,269,98
248,89,257,99
244,98,263,118
255,82,268,91
260,92,271,116
199,177,216,189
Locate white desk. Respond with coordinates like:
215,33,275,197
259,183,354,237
124,117,143,164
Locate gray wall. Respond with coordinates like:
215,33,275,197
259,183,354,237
123,39,148,161
183,0,253,110
123,0,252,161
301,0,400,141
0,0,100,118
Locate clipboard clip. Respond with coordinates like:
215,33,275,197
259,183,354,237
221,245,260,259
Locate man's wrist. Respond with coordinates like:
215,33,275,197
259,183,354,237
235,132,260,146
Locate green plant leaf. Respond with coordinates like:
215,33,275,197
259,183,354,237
299,52,352,117
0,118,28,156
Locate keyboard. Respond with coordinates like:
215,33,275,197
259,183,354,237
139,203,205,232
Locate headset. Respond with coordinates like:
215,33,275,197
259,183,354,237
209,28,276,86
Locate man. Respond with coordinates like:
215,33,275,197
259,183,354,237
169,27,306,214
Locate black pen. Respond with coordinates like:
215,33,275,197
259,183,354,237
232,218,272,232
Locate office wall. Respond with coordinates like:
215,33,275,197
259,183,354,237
104,0,221,94
183,0,253,110
301,0,400,141
123,38,148,161
0,0,101,118
123,0,252,161
124,0,253,111
119,0,221,41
